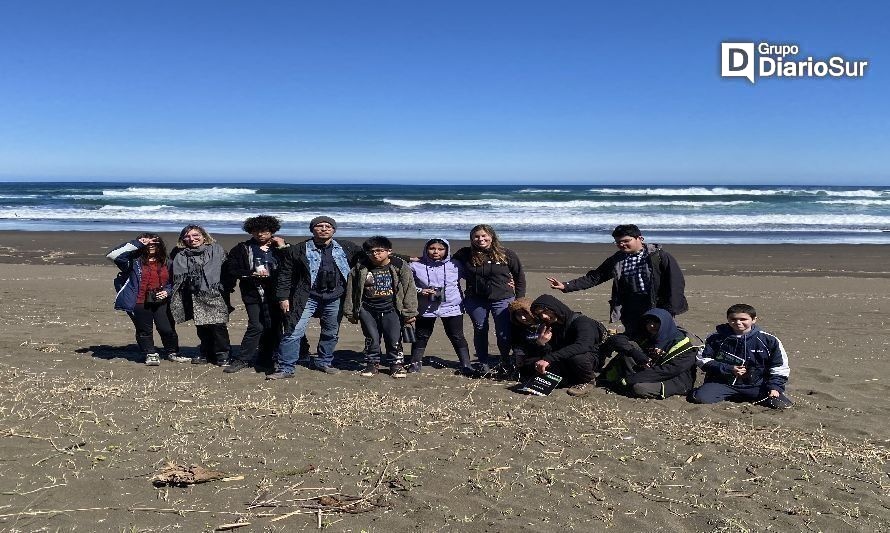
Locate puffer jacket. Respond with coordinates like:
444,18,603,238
106,239,172,312
410,238,464,318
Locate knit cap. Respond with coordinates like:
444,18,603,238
309,216,337,230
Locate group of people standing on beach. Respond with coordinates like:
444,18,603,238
107,216,792,409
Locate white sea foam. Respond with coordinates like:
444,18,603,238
4,207,890,229
517,188,570,193
586,187,889,197
383,198,755,208
97,204,173,212
101,187,256,199
816,199,890,205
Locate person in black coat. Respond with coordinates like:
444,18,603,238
223,215,308,373
547,224,687,336
598,308,698,399
521,294,607,397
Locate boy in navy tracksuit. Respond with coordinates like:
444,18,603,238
692,304,792,409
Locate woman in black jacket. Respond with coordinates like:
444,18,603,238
452,224,526,375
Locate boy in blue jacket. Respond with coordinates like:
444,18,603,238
692,304,792,409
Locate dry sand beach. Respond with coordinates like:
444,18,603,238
0,231,888,532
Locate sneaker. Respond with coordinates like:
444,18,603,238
390,364,407,379
265,371,294,380
566,382,592,397
407,362,422,374
223,359,251,374
191,356,208,365
144,353,161,366
165,352,191,363
214,357,231,367
316,365,341,375
360,364,379,377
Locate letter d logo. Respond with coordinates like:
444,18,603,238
721,42,755,84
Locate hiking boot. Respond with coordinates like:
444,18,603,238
223,359,251,374
165,352,191,363
265,371,294,380
144,353,161,366
390,364,407,379
191,355,208,365
455,366,475,378
360,364,379,377
316,365,340,375
407,362,422,374
566,382,592,397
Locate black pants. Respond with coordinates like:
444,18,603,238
196,323,230,360
359,307,403,365
129,302,179,355
239,301,282,368
410,315,470,366
619,292,652,337
518,352,596,385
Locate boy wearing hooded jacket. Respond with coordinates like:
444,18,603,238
598,308,698,399
525,294,607,397
408,238,472,375
692,304,792,409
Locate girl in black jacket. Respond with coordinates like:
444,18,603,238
452,224,526,375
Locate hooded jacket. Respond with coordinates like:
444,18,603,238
562,243,687,323
529,294,606,366
106,239,173,313
697,323,790,392
343,256,419,322
618,308,698,390
409,238,464,318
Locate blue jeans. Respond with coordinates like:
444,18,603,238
278,297,341,373
465,296,514,364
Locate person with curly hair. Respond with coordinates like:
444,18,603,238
224,215,305,374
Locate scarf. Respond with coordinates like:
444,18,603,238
172,243,225,295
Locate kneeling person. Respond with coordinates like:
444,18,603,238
344,236,418,378
524,295,607,397
599,308,697,399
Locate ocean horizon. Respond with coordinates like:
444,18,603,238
1,181,889,244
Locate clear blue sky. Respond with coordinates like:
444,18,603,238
0,0,887,185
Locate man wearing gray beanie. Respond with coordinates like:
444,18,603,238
269,215,362,379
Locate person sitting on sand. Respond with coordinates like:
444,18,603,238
170,225,232,366
106,233,182,366
547,224,687,336
691,304,792,409
344,236,418,379
598,308,698,399
408,237,472,376
519,294,606,397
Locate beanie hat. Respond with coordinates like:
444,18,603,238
309,216,337,231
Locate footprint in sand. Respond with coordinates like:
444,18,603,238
798,366,834,384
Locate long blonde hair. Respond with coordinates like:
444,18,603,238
177,224,216,248
469,224,508,266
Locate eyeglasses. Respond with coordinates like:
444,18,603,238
368,248,390,255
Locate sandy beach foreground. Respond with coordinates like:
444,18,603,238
0,231,888,531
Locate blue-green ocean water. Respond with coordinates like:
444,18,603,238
1,182,889,244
